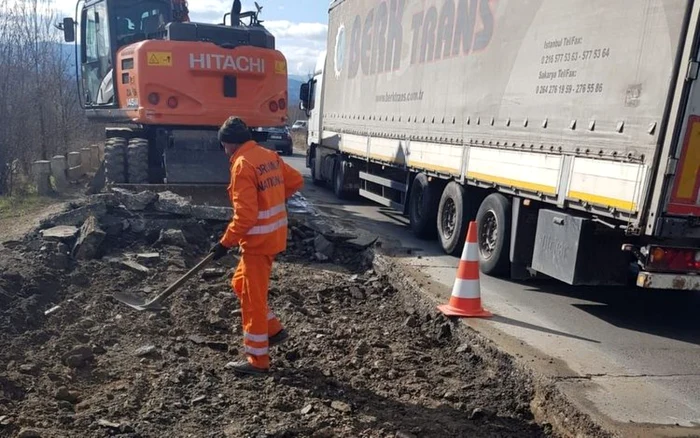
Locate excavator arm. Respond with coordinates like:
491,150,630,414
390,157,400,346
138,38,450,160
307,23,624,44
171,0,190,22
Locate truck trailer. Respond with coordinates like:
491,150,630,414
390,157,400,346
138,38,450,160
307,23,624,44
300,0,700,290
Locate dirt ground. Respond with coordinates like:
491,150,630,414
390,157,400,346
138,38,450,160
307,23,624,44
0,199,74,243
0,195,552,438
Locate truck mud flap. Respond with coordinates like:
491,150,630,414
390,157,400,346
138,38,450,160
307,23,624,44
531,210,630,286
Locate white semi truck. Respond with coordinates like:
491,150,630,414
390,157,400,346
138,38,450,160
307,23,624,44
300,0,700,290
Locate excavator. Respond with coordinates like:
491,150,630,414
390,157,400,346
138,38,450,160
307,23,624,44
59,0,288,185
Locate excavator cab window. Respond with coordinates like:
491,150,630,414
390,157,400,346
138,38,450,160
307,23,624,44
81,1,113,106
114,1,170,46
79,0,171,108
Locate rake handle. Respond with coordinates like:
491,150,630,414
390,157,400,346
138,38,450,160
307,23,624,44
147,252,219,306
164,252,215,289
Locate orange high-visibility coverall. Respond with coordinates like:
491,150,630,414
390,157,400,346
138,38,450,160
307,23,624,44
221,140,304,369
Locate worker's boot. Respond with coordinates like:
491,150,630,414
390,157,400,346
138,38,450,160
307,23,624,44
269,328,289,347
225,360,269,375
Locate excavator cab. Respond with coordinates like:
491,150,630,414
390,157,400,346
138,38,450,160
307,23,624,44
59,0,288,185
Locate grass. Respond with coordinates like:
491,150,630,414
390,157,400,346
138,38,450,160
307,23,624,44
0,194,55,220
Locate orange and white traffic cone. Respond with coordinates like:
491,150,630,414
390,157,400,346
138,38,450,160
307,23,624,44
438,221,492,318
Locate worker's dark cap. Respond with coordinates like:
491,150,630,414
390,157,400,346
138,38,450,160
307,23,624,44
218,116,252,144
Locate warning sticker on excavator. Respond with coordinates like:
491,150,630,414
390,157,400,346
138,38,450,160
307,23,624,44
147,52,172,67
275,60,286,75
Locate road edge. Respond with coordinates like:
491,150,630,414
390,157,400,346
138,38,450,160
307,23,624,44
372,253,612,438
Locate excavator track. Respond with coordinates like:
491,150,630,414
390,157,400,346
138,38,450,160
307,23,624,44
126,138,149,184
104,138,127,184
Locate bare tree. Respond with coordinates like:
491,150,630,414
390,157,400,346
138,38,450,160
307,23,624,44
0,0,99,195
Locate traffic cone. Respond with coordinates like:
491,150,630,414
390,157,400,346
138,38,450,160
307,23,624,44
438,221,492,318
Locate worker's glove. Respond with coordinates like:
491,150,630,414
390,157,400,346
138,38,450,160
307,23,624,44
210,242,230,261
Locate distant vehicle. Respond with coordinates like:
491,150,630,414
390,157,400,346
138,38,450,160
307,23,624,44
291,120,308,131
255,126,294,156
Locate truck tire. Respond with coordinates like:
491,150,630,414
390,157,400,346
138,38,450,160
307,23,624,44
409,173,439,239
333,159,351,200
476,193,512,276
310,156,323,186
437,181,471,256
104,138,127,184
127,138,149,184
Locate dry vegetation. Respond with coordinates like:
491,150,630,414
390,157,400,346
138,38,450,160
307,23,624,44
0,0,102,196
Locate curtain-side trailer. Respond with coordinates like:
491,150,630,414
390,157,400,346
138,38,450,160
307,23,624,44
300,0,700,290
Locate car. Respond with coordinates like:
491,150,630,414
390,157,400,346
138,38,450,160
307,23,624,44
254,126,294,156
291,120,307,131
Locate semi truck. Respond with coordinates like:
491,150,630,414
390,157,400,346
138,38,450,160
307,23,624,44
300,0,700,290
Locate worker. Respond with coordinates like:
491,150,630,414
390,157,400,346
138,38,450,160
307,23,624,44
210,116,304,375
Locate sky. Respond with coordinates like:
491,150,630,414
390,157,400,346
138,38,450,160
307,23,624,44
50,0,330,76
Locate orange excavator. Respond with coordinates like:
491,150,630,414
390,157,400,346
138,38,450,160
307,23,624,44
59,0,288,184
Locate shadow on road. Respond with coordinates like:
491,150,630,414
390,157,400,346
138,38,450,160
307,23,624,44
489,314,601,343
524,280,700,346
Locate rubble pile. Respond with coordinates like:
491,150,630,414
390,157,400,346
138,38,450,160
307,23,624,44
0,189,551,437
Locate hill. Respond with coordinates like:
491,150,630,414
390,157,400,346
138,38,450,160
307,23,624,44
288,77,304,106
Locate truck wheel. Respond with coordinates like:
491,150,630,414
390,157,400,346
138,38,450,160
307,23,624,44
438,182,471,256
104,138,127,184
409,173,439,239
127,138,149,184
333,159,350,200
476,193,512,276
310,156,323,186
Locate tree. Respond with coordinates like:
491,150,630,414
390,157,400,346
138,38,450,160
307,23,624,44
0,0,99,195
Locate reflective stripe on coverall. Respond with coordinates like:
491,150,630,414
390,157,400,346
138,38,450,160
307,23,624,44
221,140,304,369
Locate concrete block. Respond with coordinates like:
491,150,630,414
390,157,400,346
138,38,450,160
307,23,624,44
90,145,100,171
67,166,83,182
122,260,150,274
67,151,81,168
191,205,233,221
157,229,188,247
155,191,192,216
111,188,158,211
136,253,161,266
39,200,107,228
72,215,106,260
80,148,91,174
32,160,52,196
40,226,79,242
66,152,83,182
314,235,335,260
51,155,68,192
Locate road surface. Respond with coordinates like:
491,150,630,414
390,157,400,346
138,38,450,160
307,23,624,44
285,150,700,437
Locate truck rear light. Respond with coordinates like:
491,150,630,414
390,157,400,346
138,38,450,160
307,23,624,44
167,96,178,108
148,93,160,105
647,245,700,272
278,98,286,110
269,101,279,112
